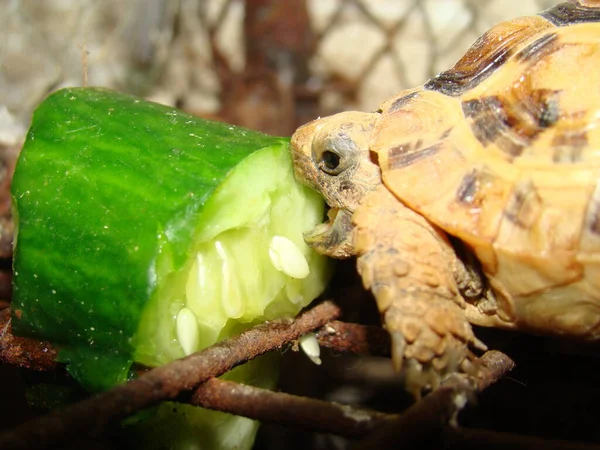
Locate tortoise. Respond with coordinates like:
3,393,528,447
291,0,600,396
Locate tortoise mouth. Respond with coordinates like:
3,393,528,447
304,207,339,241
302,207,355,259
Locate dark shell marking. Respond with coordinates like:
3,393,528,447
552,130,588,163
514,32,560,61
423,17,551,97
462,97,507,145
541,1,600,27
503,180,542,229
456,170,480,205
424,2,600,97
586,182,600,235
462,90,561,159
388,92,420,113
455,168,500,208
462,96,528,157
387,141,442,169
424,32,515,97
534,91,561,128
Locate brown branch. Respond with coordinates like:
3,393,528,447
1,309,390,372
475,349,516,391
351,386,461,450
190,378,399,438
316,320,391,357
351,350,516,450
1,302,518,447
0,308,59,371
0,300,341,450
317,323,515,390
185,351,514,442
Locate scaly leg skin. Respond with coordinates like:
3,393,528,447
353,186,486,398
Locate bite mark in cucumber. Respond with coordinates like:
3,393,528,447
11,87,332,389
11,87,334,450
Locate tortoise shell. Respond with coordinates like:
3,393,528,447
370,1,600,337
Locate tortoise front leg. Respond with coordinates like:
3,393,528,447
353,186,485,397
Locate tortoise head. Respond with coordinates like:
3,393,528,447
290,111,382,258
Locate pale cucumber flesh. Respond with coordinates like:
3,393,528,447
134,142,331,367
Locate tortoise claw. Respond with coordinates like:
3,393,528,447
388,312,482,398
390,330,406,373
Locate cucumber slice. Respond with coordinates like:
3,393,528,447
10,88,332,449
122,353,281,450
133,140,331,369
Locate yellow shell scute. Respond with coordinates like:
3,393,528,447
369,15,600,337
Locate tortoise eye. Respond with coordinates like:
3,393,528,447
319,150,343,175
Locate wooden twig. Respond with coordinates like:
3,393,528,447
2,313,390,371
0,300,341,450
190,378,399,438
187,350,514,442
351,350,516,450
0,308,58,371
474,350,516,391
316,319,391,357
1,302,519,448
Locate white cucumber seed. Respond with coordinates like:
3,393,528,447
196,252,206,291
176,307,199,356
285,280,304,305
215,240,242,318
269,235,310,279
299,332,322,365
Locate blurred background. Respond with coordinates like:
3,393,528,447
0,0,557,139
5,1,600,449
0,0,558,302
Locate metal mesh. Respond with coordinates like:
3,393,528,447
0,0,559,136
1,2,598,448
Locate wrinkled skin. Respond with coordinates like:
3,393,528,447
290,112,381,258
291,112,485,397
291,1,600,397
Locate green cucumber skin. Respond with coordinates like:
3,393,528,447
11,87,289,388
